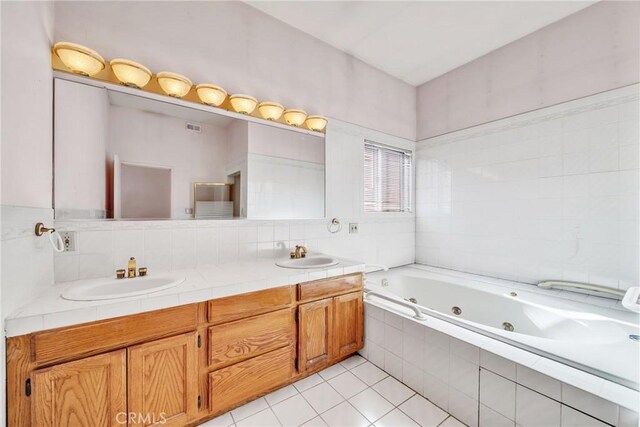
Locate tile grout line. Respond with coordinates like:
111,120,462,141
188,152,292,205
209,355,463,427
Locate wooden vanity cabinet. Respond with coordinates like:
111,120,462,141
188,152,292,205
32,350,126,427
298,298,334,372
333,291,364,358
297,274,364,373
6,273,364,426
128,332,199,426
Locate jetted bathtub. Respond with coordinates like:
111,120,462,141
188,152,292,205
365,265,640,390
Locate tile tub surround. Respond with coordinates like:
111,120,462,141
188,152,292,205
5,257,365,337
415,84,640,290
361,301,640,427
198,354,465,427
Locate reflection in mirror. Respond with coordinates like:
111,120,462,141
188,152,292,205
53,78,325,220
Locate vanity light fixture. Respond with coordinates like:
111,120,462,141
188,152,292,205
156,71,192,98
229,94,258,114
283,109,307,127
53,42,105,76
196,84,227,106
110,59,152,88
305,115,328,132
257,101,285,121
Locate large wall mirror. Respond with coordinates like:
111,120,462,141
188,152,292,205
53,78,325,220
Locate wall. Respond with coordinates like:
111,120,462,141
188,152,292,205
1,3,55,423
54,79,109,217
417,1,640,140
53,119,415,283
226,120,249,216
247,154,325,219
415,85,639,290
53,1,416,141
248,122,325,164
246,122,325,219
108,105,230,219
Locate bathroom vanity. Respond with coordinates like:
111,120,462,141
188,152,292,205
6,272,364,426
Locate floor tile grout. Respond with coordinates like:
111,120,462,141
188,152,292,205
204,355,464,427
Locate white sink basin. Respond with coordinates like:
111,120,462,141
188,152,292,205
276,255,339,269
61,275,185,301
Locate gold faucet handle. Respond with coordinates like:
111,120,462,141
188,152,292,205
290,251,296,259
116,269,126,279
138,267,148,277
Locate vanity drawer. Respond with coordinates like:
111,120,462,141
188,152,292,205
209,346,294,413
208,309,294,370
297,273,363,302
31,304,198,365
208,286,294,324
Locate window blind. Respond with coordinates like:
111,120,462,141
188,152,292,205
364,141,412,212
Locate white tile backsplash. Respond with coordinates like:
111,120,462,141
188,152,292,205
49,119,415,285
416,85,639,289
53,217,414,283
1,205,55,317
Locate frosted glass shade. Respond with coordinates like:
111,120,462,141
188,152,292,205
53,42,105,76
283,109,307,127
229,94,258,114
110,59,152,88
257,102,284,121
196,84,227,106
305,115,328,131
156,71,192,98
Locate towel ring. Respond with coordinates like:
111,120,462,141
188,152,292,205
327,218,342,234
35,222,65,253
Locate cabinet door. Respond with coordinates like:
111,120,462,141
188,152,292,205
298,298,333,372
128,332,198,426
333,292,364,358
32,350,126,427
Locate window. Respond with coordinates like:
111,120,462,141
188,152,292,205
364,141,412,212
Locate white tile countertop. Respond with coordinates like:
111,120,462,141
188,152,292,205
4,255,365,337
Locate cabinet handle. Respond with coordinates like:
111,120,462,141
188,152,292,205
197,334,202,348
25,378,31,397
198,395,202,409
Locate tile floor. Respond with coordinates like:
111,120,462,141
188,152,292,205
199,355,465,427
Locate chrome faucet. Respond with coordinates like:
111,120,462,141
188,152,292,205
290,245,308,259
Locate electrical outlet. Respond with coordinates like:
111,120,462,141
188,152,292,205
61,231,76,252
349,223,358,234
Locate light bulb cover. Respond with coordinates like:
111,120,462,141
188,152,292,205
257,101,285,121
110,58,152,88
305,115,328,131
229,94,258,114
196,84,227,106
53,42,105,76
283,109,307,127
156,71,192,98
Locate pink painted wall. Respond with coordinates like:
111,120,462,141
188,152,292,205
53,1,417,141
416,1,640,140
1,1,54,208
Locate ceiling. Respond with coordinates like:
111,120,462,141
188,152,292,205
247,1,595,86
